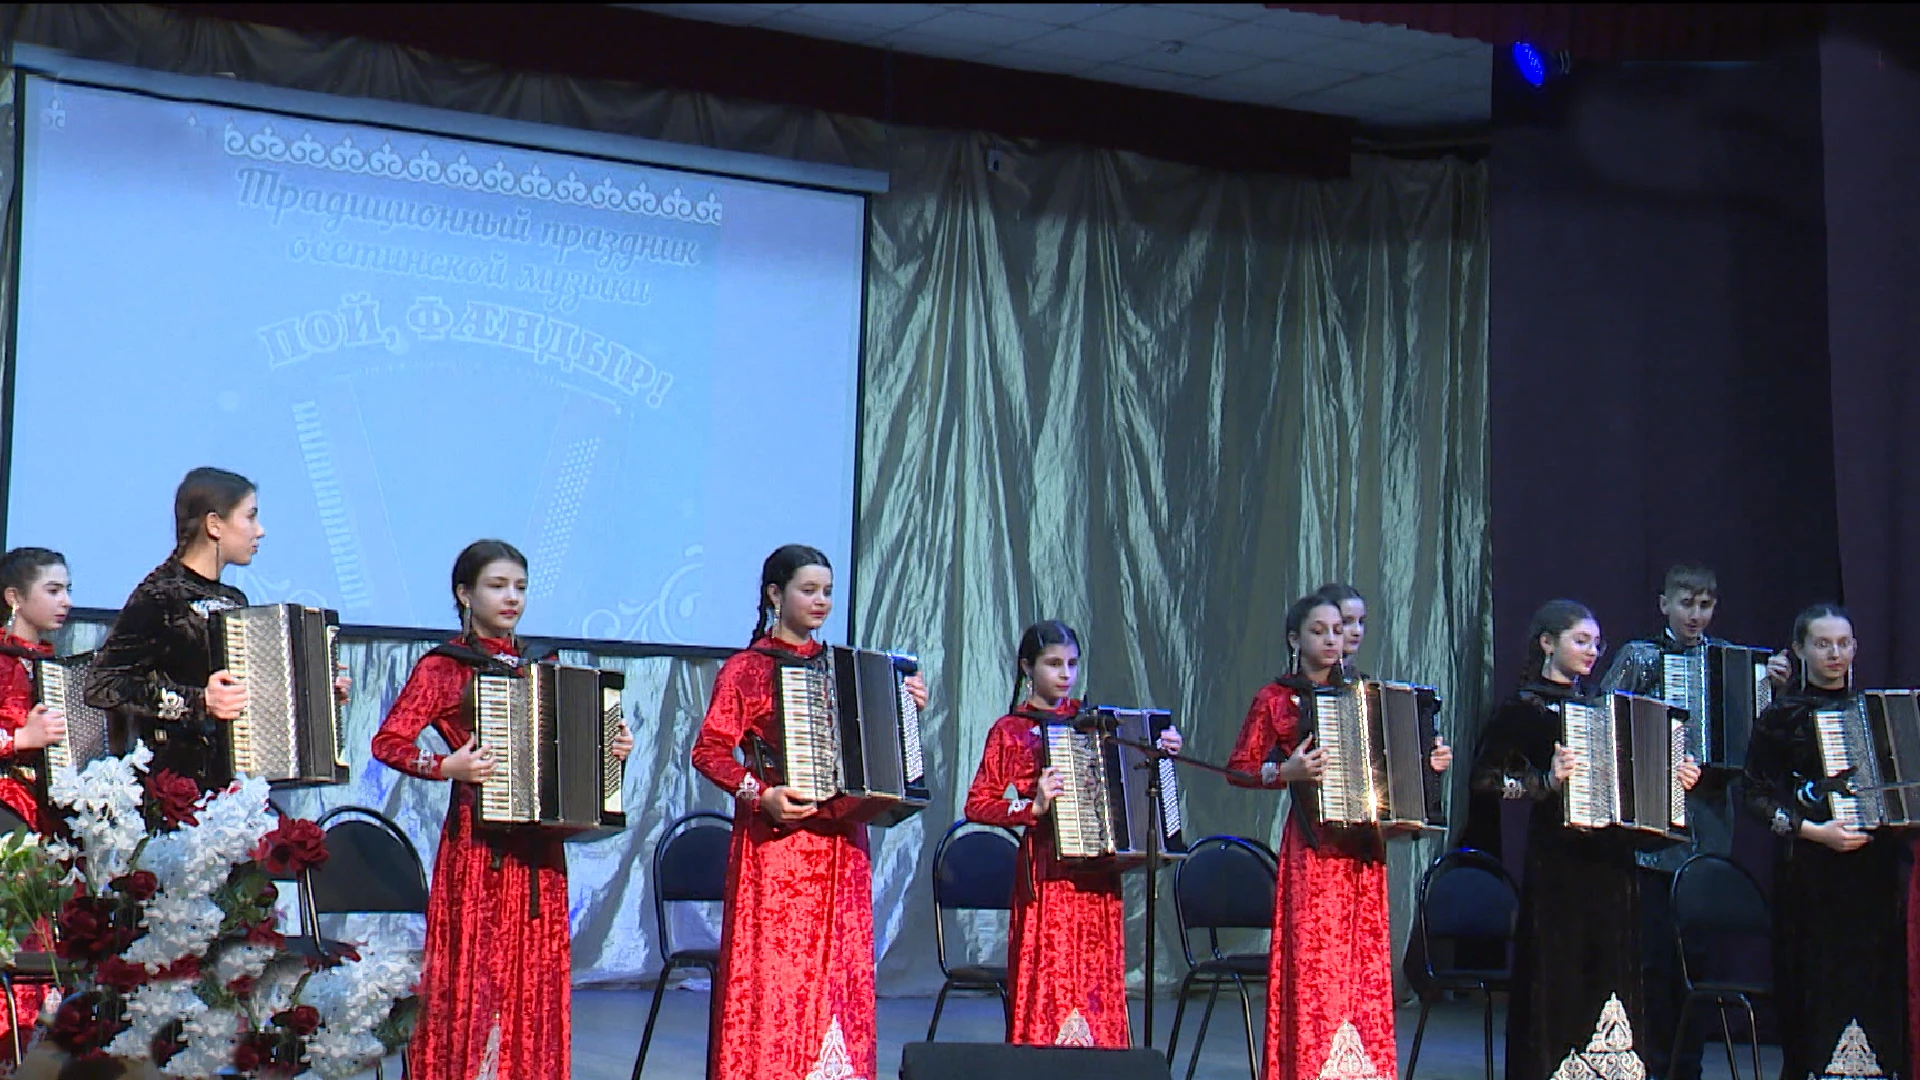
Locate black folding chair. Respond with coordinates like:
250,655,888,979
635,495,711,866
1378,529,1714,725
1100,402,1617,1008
1166,835,1277,1080
1669,853,1772,1080
1404,847,1519,1080
927,820,1018,1041
631,811,732,1080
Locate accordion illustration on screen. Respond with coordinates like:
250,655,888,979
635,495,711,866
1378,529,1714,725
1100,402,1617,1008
1297,680,1446,832
466,661,627,839
1661,644,1773,769
25,652,113,803
1037,706,1186,869
1812,690,1920,830
759,646,929,827
209,604,348,787
1557,691,1688,841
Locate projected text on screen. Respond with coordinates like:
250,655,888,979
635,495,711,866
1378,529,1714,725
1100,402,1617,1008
7,76,865,645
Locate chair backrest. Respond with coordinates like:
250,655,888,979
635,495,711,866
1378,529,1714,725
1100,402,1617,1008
652,811,734,954
1173,836,1278,965
1671,853,1769,937
929,820,1019,976
309,806,430,916
1410,847,1519,983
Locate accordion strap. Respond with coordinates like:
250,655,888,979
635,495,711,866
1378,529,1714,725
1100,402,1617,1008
0,640,44,661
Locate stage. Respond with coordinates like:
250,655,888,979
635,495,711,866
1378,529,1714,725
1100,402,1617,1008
362,989,1783,1080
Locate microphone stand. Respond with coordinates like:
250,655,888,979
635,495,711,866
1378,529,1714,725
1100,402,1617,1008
1098,725,1255,1052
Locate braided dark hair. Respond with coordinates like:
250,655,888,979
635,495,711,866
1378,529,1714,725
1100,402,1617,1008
1010,619,1080,712
753,544,832,643
172,467,255,557
0,547,66,611
1524,599,1595,682
451,539,528,649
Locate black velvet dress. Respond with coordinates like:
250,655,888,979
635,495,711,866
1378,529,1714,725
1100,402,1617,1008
84,556,248,791
1741,683,1908,1080
1474,678,1666,1080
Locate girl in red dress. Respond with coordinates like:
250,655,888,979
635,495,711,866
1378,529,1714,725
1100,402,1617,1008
691,544,929,1080
1226,593,1453,1080
964,619,1182,1048
0,546,73,1062
370,539,634,1080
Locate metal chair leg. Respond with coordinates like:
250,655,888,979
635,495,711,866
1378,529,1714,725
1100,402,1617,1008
997,983,1012,1042
1717,1002,1740,1080
1185,981,1222,1080
1405,997,1432,1080
1741,998,1761,1080
1167,970,1198,1060
1233,976,1258,1080
631,959,678,1080
1482,990,1496,1080
1667,994,1696,1080
2,971,21,1066
926,981,953,1042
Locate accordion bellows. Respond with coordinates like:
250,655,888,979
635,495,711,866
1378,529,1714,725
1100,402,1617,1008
767,646,929,827
1813,690,1920,829
467,662,628,838
210,604,348,787
1038,706,1185,868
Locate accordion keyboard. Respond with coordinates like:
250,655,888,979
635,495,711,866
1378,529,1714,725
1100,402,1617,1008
39,662,70,774
477,676,537,822
1814,704,1869,830
778,665,838,803
1047,725,1113,859
1562,701,1618,828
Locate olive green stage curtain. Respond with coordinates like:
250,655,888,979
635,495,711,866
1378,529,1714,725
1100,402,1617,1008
3,3,1491,997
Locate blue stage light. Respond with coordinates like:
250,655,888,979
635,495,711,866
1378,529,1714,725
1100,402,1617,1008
1512,42,1547,88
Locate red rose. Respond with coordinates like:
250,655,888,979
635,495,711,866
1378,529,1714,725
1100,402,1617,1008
50,991,115,1058
227,974,257,997
153,955,201,982
274,1004,322,1036
231,1038,263,1072
95,956,151,992
111,869,160,901
55,896,130,963
145,769,204,828
256,817,329,876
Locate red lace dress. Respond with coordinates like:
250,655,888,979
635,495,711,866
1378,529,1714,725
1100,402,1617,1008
964,699,1129,1048
1226,679,1398,1080
0,632,52,1062
370,637,572,1080
691,636,878,1080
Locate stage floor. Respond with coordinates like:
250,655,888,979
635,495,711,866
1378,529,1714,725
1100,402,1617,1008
352,988,1783,1079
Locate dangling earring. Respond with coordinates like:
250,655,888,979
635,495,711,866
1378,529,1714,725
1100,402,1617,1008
2,606,14,637
772,603,783,628
460,601,473,638
1846,663,1855,694
1018,673,1032,706
1541,652,1555,682
1290,644,1300,674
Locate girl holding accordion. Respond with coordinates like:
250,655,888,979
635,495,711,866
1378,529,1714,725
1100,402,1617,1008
1226,593,1452,1080
1741,603,1907,1080
691,544,928,1080
0,545,73,1063
963,619,1182,1048
1473,599,1701,1080
370,539,634,1080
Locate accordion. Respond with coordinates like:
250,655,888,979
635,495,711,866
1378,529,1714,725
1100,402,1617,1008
209,605,347,787
467,662,627,838
1661,644,1773,768
763,646,928,827
1298,680,1446,831
1558,691,1688,841
1037,707,1186,868
1813,690,1920,830
26,652,113,798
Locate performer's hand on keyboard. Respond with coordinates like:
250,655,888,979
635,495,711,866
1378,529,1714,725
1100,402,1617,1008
903,673,929,710
1549,741,1576,789
610,724,635,762
1278,733,1326,783
1428,736,1453,773
1676,756,1702,791
762,786,818,823
1156,728,1183,754
16,704,65,750
333,663,352,705
1032,767,1065,816
1800,819,1870,853
441,737,496,783
206,671,247,721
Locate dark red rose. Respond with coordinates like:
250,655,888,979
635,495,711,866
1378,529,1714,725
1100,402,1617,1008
274,1004,322,1036
255,818,329,876
151,1028,186,1066
231,1038,263,1072
110,869,160,901
258,880,280,905
245,920,285,948
150,955,200,983
145,769,204,828
95,956,151,992
50,992,115,1057
227,974,257,997
55,896,130,963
